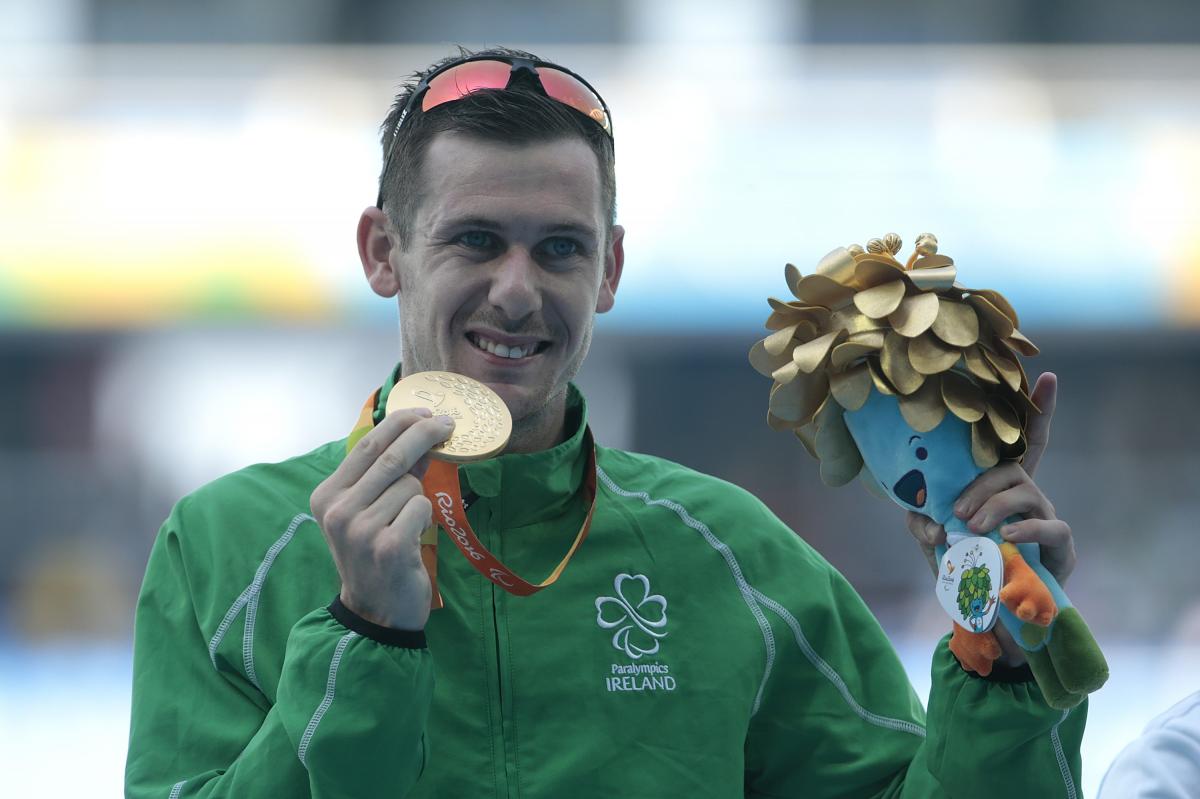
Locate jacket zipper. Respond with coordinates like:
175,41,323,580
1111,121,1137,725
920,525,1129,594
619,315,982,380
482,508,519,799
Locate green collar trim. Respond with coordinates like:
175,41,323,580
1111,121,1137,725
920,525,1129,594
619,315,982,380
371,362,403,427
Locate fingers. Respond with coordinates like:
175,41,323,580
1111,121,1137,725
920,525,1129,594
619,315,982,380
905,511,944,576
964,481,1055,533
359,473,425,533
906,511,946,549
1001,518,1076,585
388,494,434,542
377,494,434,570
327,408,434,491
953,463,1027,521
350,415,455,506
410,454,432,482
1001,518,1071,547
1021,372,1058,478
323,475,426,568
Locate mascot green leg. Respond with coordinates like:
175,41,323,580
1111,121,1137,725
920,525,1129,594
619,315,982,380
1046,607,1109,694
1025,646,1086,710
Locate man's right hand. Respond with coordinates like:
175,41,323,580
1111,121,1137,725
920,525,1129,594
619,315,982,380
311,407,455,631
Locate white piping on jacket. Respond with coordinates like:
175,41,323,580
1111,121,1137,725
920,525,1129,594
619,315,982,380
597,465,924,738
297,631,359,768
167,779,186,799
242,513,314,690
747,586,925,738
206,513,313,688
1051,707,1078,799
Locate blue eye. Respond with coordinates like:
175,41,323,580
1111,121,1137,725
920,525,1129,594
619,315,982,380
546,238,579,258
459,231,493,248
916,447,928,461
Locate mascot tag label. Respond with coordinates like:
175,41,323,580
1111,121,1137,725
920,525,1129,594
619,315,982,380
937,536,1003,633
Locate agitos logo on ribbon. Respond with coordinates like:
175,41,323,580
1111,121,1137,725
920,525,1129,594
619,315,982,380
420,434,599,598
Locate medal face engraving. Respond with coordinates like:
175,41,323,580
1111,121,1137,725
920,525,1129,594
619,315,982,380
413,389,446,407
387,371,513,462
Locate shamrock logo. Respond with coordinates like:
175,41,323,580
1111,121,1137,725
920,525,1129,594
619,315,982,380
595,573,668,659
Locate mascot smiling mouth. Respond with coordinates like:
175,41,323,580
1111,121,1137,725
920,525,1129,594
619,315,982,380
893,470,927,508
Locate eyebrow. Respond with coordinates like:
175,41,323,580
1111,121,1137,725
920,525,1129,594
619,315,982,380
908,435,923,444
434,216,599,240
542,221,599,240
437,216,501,232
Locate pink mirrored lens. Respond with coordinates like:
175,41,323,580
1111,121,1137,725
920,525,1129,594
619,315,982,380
422,60,513,111
535,67,611,134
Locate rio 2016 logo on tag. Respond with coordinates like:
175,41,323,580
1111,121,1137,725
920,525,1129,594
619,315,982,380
937,537,1002,633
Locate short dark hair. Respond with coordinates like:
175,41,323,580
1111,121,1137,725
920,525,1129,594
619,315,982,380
377,46,617,248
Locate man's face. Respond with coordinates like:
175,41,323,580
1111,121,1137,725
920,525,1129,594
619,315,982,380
384,132,623,426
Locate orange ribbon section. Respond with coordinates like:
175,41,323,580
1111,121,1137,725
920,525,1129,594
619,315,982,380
420,428,599,596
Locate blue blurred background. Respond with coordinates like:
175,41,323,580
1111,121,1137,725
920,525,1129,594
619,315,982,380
2,1,1199,794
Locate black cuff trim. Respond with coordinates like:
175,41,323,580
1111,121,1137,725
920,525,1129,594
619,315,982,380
964,660,1035,683
328,596,427,649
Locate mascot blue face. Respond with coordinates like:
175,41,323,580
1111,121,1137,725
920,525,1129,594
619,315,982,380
842,389,985,526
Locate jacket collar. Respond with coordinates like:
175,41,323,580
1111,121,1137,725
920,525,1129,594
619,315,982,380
374,364,590,529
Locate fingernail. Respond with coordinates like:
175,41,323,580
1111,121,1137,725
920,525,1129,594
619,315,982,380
954,500,969,518
436,415,454,426
970,513,988,532
413,407,433,418
1001,524,1023,540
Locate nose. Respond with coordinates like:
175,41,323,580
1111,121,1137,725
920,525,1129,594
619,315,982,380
487,248,542,322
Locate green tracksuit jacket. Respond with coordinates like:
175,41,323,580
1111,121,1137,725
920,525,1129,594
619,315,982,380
125,373,1086,798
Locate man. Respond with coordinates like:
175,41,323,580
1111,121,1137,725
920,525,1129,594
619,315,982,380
125,47,1086,797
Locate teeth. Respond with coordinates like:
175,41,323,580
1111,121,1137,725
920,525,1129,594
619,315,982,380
472,334,538,359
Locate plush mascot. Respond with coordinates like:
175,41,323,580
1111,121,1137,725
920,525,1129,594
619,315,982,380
749,232,1107,709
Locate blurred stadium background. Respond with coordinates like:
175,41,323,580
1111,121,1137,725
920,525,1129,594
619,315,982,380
3,0,1199,794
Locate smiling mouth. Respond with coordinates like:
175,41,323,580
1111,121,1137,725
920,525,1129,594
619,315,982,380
893,469,927,508
467,332,551,361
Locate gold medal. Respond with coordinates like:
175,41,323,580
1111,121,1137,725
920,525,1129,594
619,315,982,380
386,371,512,462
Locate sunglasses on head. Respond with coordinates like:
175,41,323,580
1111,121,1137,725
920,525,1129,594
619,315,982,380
375,55,613,209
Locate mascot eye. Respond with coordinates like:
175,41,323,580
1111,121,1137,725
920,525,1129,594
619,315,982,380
916,447,928,461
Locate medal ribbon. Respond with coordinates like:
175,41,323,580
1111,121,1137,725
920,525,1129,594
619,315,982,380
420,433,598,596
347,389,599,602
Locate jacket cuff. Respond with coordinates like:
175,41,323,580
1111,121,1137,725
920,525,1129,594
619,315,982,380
328,596,427,649
964,659,1035,683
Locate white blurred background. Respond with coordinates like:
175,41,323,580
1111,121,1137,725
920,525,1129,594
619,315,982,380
2,0,1199,795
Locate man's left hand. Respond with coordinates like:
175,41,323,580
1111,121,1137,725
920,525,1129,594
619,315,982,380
904,372,1076,665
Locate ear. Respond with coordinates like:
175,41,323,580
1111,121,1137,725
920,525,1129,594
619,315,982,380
858,465,889,500
595,224,625,314
357,206,401,298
